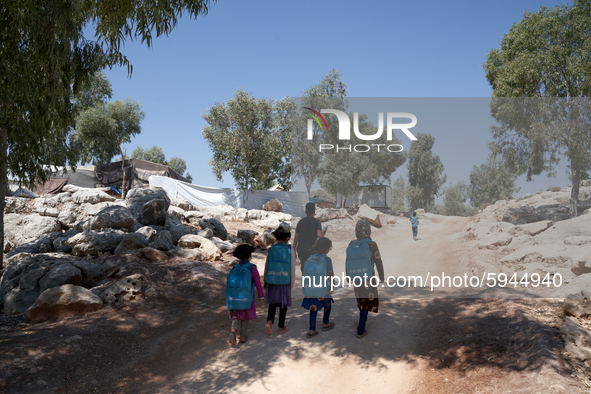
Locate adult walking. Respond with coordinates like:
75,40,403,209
293,202,323,273
348,219,384,338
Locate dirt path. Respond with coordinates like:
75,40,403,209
1,215,585,393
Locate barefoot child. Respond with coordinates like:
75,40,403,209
227,244,264,346
301,237,335,338
264,225,294,336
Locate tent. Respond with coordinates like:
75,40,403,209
95,158,189,191
336,185,392,208
149,176,308,217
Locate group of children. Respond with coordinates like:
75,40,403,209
226,218,385,346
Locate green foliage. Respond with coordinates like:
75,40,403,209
391,176,406,211
131,145,191,179
484,0,591,216
166,156,187,176
469,156,520,207
75,98,144,165
202,89,295,191
406,133,446,211
440,181,478,217
293,69,348,196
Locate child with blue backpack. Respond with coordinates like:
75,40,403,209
347,219,384,338
227,244,264,346
301,237,335,338
264,225,294,336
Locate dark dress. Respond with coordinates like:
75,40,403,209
353,241,384,313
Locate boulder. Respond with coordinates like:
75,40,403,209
76,206,136,232
126,187,170,222
198,218,228,240
140,247,169,261
178,234,209,249
114,233,149,254
177,234,221,261
210,237,234,252
563,290,591,318
197,228,214,239
170,248,207,262
139,199,169,226
150,230,174,251
502,206,540,225
4,214,61,247
52,229,80,254
72,190,115,204
260,230,276,246
357,204,382,228
168,205,186,220
169,197,196,211
66,229,125,256
72,259,121,287
262,198,282,212
135,226,158,243
1,253,84,314
4,197,30,214
6,231,62,258
167,223,192,245
24,284,103,324
100,274,147,304
316,208,349,222
38,263,82,293
560,316,591,368
237,230,258,245
414,209,425,214
183,210,205,225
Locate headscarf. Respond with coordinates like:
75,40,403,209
355,219,371,241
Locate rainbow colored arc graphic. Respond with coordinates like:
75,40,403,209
303,107,328,131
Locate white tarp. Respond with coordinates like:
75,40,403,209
148,176,308,217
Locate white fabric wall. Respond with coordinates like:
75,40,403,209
148,176,308,217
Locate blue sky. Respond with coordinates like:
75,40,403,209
102,0,571,195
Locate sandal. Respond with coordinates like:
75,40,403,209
265,322,272,337
356,330,368,338
278,326,289,334
322,322,335,331
306,331,319,338
239,335,248,343
228,331,237,346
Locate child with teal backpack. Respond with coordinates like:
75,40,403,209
301,237,334,338
227,244,264,346
264,224,294,336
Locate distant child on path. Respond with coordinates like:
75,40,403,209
410,212,419,240
264,225,294,336
228,244,264,346
301,237,335,338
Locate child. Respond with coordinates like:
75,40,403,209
264,225,294,336
228,244,264,346
301,237,334,338
410,212,419,240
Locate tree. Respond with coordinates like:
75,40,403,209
75,97,144,165
391,176,406,211
468,156,520,207
484,0,591,217
0,0,214,266
441,181,478,217
131,145,193,181
202,89,295,191
292,69,348,197
406,133,446,211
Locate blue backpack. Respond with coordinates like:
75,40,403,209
345,239,373,280
265,243,291,285
226,262,254,310
302,254,328,298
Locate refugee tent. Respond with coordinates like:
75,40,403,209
336,185,392,208
149,176,308,218
95,158,189,191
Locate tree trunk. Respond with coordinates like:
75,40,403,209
121,160,127,198
570,165,580,218
0,126,7,269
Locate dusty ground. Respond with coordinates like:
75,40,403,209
0,215,588,393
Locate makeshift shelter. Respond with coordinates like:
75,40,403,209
95,158,190,191
336,185,392,208
149,176,308,217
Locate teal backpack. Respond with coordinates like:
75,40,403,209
265,243,291,285
345,239,373,280
226,262,254,310
302,254,328,298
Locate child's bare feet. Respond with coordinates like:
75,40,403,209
278,326,289,334
265,321,272,337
